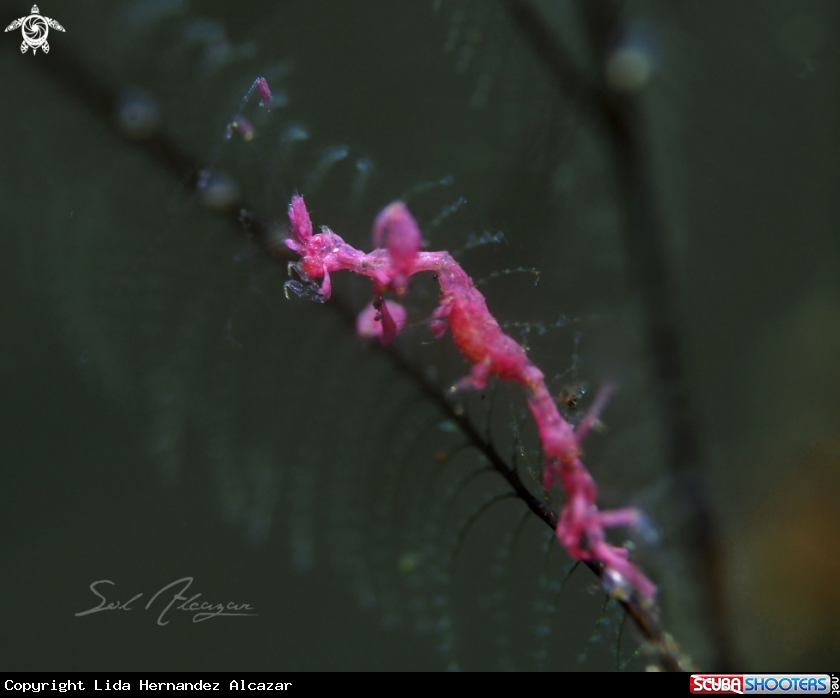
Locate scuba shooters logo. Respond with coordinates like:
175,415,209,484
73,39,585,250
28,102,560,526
691,675,833,695
5,5,64,55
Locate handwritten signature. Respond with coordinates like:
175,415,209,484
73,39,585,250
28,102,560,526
75,578,258,625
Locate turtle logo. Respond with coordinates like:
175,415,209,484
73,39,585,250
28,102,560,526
5,5,64,55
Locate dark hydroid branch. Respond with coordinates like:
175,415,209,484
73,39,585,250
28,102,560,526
506,0,732,670
19,37,686,672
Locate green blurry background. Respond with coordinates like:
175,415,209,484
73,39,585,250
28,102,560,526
0,0,838,671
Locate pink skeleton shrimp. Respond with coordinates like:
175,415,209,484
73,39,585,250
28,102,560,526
284,195,656,600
